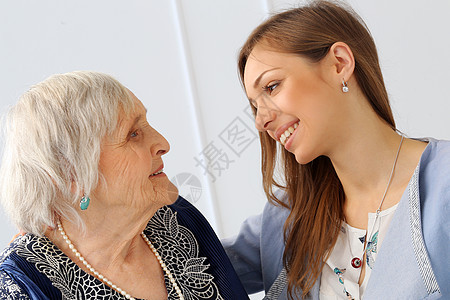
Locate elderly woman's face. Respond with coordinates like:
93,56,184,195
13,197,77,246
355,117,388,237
93,92,175,213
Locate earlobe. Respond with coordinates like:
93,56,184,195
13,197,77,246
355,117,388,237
329,42,355,81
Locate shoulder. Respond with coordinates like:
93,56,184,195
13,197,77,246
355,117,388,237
146,196,219,247
261,190,290,248
146,196,216,240
261,190,290,232
0,233,27,266
416,138,450,219
168,195,203,216
419,138,450,172
0,270,30,299
231,190,289,244
417,138,450,197
165,196,225,254
420,138,450,163
0,236,31,299
415,138,450,297
167,196,216,232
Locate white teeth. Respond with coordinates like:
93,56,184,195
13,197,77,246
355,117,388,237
279,121,300,146
284,130,291,138
150,170,163,176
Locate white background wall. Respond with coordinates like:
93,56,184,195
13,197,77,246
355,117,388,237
0,0,449,298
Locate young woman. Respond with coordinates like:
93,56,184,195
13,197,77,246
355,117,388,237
223,1,450,299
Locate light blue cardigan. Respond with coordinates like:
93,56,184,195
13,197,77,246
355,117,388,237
223,138,450,299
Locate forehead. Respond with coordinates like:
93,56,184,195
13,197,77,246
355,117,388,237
125,91,146,114
115,94,146,128
243,46,297,91
127,90,146,112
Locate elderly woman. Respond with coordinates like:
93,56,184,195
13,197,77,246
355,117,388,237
0,71,248,299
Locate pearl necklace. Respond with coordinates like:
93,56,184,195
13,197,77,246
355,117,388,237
57,220,184,300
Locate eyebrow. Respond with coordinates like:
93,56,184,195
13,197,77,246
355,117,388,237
247,68,281,102
131,116,142,128
253,67,280,89
126,107,148,131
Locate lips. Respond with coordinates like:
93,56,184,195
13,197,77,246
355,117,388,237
150,169,163,176
278,121,300,146
150,165,164,177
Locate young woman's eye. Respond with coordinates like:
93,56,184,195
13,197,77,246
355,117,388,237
263,82,279,95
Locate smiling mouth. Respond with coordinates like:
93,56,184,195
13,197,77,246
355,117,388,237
279,121,300,146
150,169,164,176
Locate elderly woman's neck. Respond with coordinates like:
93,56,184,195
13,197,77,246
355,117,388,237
45,184,179,269
46,208,156,269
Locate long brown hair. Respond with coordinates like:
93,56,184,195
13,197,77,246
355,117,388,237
238,1,396,298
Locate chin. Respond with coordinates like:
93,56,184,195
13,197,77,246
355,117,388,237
293,148,317,165
294,155,312,165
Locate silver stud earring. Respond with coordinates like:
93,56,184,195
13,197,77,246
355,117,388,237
342,80,349,93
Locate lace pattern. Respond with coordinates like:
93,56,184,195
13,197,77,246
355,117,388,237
145,205,223,300
0,205,222,299
11,234,124,300
0,270,30,299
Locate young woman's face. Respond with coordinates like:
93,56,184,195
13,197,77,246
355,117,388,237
243,45,345,164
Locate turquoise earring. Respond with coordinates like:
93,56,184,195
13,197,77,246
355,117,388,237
80,195,90,210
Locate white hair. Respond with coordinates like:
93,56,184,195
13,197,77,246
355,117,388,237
0,71,134,236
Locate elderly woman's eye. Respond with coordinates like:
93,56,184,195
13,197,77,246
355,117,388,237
130,130,139,138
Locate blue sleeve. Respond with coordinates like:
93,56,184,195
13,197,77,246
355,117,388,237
0,269,30,299
222,191,290,295
419,139,450,298
0,242,59,300
222,213,264,294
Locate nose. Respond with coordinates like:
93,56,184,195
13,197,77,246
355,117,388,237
255,106,277,132
150,128,170,157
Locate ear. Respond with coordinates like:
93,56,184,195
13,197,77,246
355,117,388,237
328,42,355,82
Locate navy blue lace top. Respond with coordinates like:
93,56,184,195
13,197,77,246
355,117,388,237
0,196,248,299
